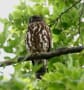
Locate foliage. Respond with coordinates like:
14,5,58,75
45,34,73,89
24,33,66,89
0,0,84,90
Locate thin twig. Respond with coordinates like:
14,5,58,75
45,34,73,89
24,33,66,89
53,0,81,24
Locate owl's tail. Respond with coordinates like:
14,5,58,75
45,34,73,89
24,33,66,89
32,59,47,79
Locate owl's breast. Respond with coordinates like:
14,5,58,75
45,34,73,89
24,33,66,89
26,22,51,53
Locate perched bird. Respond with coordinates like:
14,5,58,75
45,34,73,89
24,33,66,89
26,15,52,79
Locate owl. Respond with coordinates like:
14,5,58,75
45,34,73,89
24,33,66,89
26,15,52,79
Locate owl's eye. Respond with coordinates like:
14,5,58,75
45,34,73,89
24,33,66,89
29,16,43,23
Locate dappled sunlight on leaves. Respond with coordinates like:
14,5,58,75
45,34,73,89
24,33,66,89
0,0,84,89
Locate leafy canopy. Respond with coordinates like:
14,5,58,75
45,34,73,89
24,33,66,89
0,0,84,90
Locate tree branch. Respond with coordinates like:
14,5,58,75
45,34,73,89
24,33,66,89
0,46,84,67
54,0,81,23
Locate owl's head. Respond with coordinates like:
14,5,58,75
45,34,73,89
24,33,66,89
29,15,43,23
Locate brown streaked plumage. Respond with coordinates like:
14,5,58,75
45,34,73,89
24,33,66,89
26,15,52,79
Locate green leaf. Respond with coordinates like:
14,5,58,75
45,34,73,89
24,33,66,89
3,46,13,53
